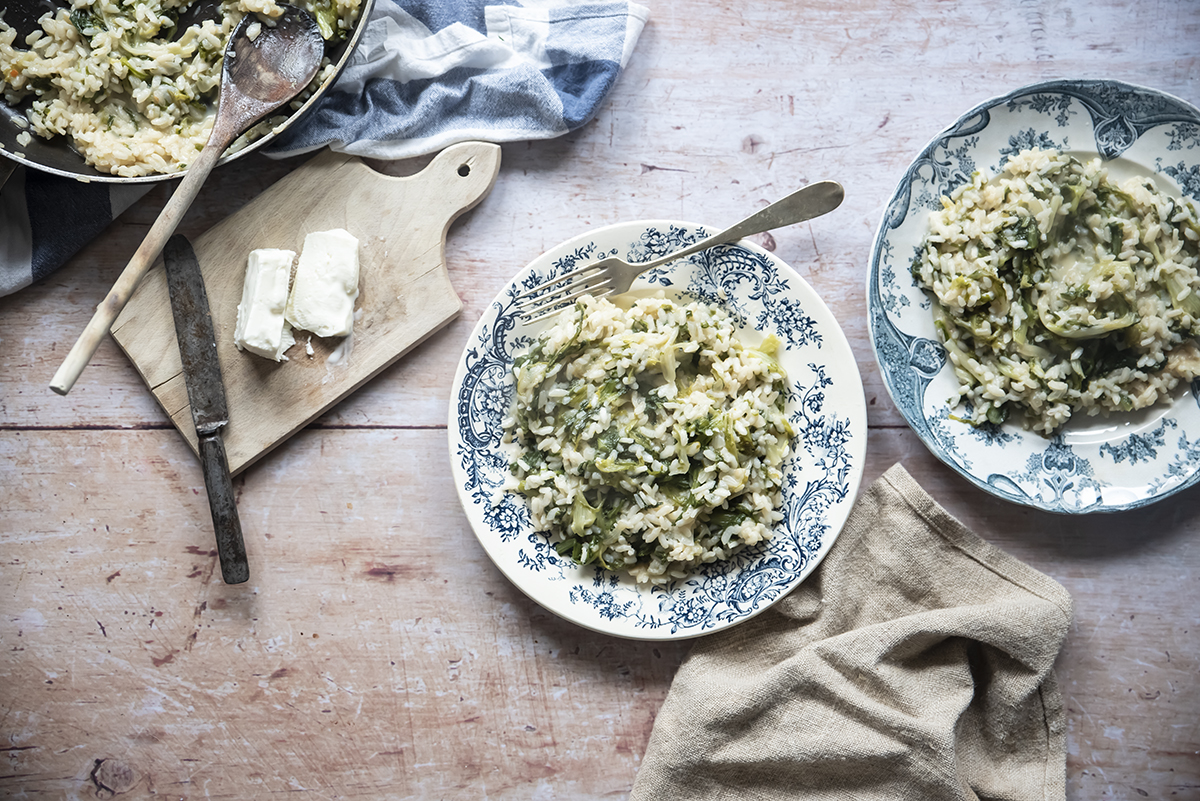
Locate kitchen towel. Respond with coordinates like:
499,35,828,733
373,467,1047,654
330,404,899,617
0,0,649,297
631,463,1074,801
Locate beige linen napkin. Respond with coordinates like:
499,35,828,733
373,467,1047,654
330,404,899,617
631,463,1074,801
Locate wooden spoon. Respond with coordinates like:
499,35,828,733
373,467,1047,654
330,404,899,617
50,5,325,395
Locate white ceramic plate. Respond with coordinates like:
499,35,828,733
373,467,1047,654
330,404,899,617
868,79,1200,513
450,220,867,640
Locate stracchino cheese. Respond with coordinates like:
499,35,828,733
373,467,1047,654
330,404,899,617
234,248,296,361
285,228,360,338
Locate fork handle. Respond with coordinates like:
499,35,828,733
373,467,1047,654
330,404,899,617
641,179,845,271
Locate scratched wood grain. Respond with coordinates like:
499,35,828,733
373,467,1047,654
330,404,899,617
2,428,690,798
2,0,1199,798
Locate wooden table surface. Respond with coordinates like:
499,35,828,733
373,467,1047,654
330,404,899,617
3,1,1198,798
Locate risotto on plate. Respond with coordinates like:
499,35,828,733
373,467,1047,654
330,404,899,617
504,294,795,585
912,147,1200,434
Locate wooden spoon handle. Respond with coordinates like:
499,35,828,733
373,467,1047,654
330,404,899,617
49,136,228,395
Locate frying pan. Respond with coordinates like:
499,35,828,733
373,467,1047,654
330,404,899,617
0,0,375,183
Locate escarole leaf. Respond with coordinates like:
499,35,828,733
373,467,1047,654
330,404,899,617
69,9,107,36
309,0,344,40
1164,272,1200,319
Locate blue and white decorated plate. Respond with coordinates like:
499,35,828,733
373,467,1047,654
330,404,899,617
451,220,867,640
869,79,1200,513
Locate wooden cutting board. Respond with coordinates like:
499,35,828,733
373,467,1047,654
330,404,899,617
111,141,501,476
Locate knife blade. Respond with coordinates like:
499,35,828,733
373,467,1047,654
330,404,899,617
163,234,250,585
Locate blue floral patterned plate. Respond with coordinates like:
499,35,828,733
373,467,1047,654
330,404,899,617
869,79,1200,513
450,220,867,640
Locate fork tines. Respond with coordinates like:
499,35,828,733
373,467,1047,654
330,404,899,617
513,264,613,323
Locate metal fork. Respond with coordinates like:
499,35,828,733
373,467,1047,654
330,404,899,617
512,180,845,323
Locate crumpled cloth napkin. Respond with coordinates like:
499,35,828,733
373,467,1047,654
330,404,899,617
631,464,1074,801
0,0,648,297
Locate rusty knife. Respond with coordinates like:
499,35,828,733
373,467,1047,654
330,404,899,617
163,234,249,584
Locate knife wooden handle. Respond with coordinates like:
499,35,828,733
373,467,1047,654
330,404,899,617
199,433,250,584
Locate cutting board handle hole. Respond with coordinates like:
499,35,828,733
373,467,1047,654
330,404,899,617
457,163,471,177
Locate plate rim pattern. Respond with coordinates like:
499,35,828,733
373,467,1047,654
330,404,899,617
867,78,1200,514
450,219,867,639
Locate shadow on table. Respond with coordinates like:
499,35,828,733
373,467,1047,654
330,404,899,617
938,467,1200,561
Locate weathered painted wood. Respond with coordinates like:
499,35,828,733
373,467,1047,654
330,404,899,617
2,0,1198,798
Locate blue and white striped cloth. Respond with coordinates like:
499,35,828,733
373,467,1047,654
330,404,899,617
0,0,648,297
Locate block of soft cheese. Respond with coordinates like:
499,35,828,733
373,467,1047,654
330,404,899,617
286,228,360,338
234,248,296,361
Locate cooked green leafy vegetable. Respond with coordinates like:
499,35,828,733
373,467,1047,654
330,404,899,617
914,148,1200,434
505,295,795,585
